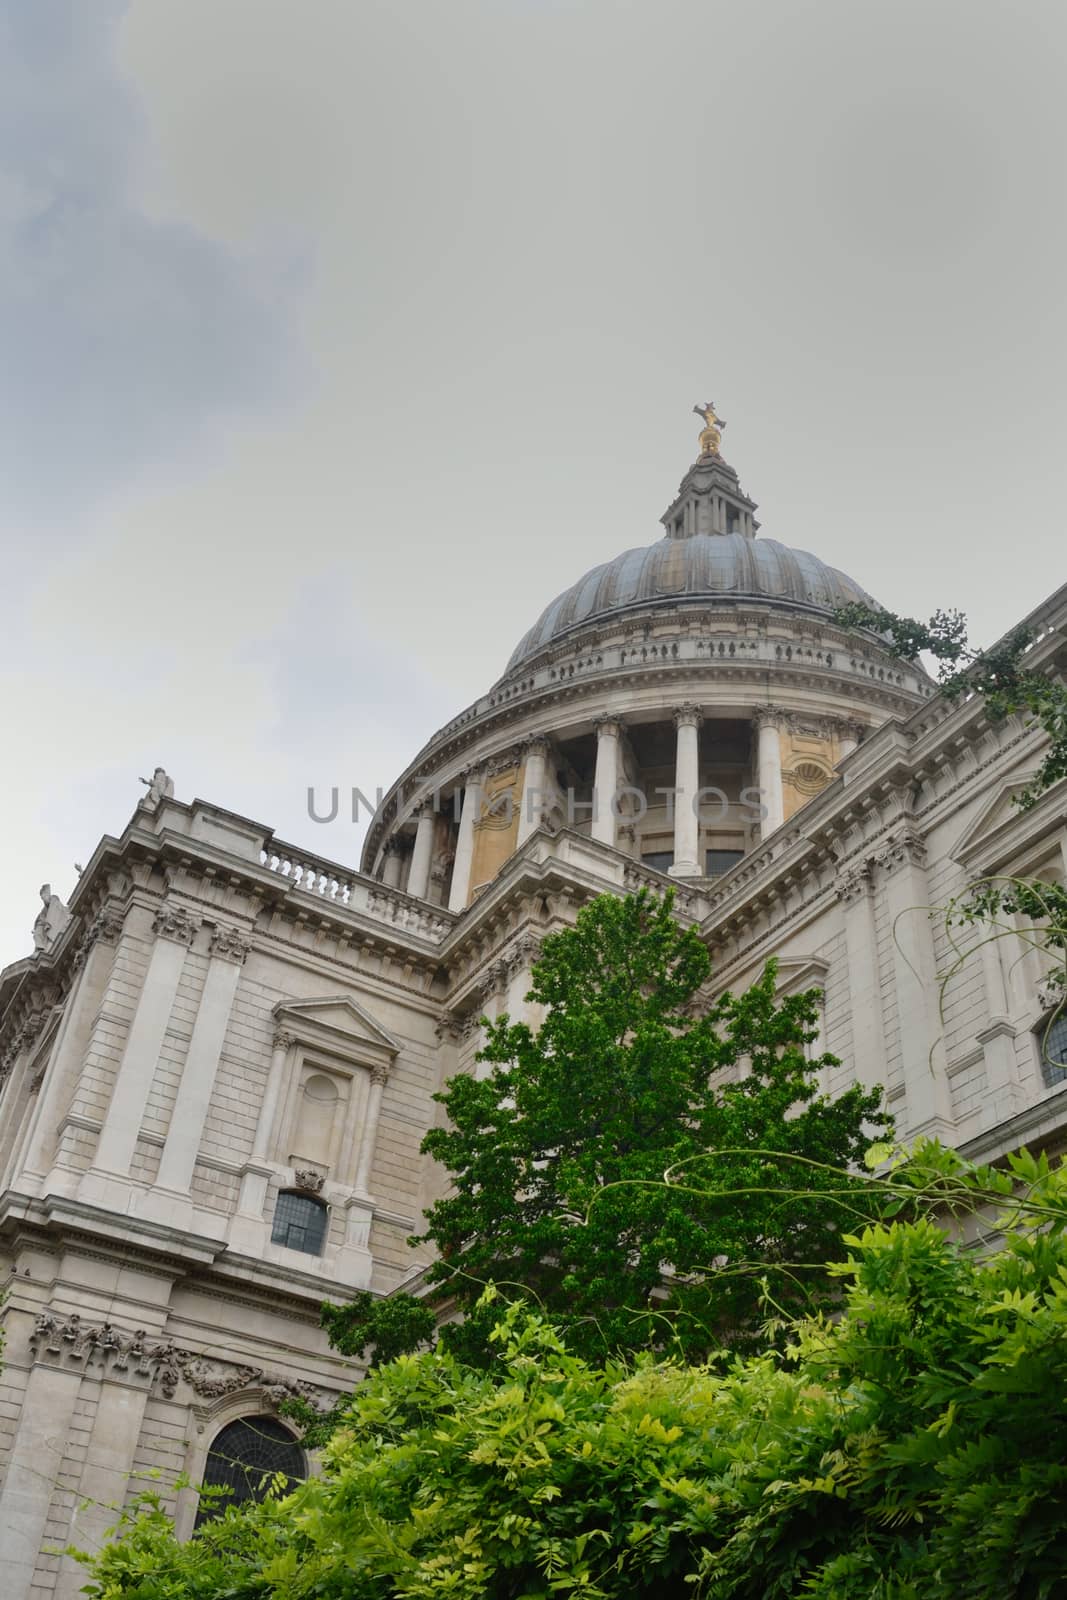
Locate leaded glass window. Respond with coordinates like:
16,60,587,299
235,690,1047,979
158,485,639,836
271,1190,328,1255
194,1416,305,1526
1039,1011,1067,1087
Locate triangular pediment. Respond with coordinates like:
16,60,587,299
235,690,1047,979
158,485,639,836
273,994,400,1065
953,771,1043,870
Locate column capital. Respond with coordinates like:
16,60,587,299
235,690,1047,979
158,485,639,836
834,862,874,903
672,703,703,731
876,830,927,878
209,924,252,965
272,1028,297,1052
522,733,551,758
593,714,624,737
752,705,786,731
151,902,199,947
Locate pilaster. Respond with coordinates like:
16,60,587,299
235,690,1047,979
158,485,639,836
81,903,199,1200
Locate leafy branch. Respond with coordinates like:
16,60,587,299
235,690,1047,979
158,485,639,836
833,602,1067,808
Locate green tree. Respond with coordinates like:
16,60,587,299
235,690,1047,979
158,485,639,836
329,889,889,1367
79,1143,1067,1600
833,601,1067,808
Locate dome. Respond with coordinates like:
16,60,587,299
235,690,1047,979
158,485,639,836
506,532,880,672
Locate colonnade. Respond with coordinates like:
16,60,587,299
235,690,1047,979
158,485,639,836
398,707,866,907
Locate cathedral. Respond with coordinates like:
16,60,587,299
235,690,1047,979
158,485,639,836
1,410,1065,1598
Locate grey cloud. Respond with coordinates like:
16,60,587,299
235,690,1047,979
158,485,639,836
0,0,303,528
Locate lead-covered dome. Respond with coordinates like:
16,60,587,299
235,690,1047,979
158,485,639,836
507,531,880,672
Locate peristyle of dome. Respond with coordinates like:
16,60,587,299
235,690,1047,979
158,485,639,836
507,532,880,672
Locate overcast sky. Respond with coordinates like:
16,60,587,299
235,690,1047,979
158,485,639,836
3,0,1066,960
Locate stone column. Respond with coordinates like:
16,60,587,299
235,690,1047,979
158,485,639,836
236,1028,294,1217
670,705,703,877
86,903,199,1184
976,932,1024,1121
0,1353,83,1598
592,717,622,848
835,862,888,1092
448,770,482,913
877,832,955,1142
517,737,549,846
352,1064,387,1196
55,1377,154,1600
754,707,785,837
838,718,865,760
19,912,125,1185
381,841,403,889
406,805,436,899
154,926,249,1195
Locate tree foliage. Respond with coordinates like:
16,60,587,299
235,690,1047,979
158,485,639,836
833,602,1067,808
328,889,889,1368
80,1142,1067,1600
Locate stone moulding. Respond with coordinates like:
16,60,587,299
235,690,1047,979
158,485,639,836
27,1309,324,1411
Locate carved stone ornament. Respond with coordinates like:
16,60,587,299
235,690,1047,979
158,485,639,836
672,703,703,730
71,907,126,973
293,1167,326,1194
503,932,541,976
28,1308,323,1411
272,1028,297,1053
0,1011,47,1085
834,862,873,903
1037,972,1067,1013
876,832,927,878
209,924,253,965
152,902,200,947
752,705,785,731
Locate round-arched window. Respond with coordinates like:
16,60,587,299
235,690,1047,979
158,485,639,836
194,1415,306,1526
271,1189,329,1255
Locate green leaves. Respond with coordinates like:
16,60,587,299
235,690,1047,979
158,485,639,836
80,1148,1067,1600
394,890,891,1366
832,602,1067,811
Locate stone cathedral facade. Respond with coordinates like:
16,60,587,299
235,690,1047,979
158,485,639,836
1,413,1065,1598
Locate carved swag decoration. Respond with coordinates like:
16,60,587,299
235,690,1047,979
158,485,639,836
29,1310,323,1410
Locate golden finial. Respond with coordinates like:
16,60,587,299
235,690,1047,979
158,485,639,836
693,401,726,457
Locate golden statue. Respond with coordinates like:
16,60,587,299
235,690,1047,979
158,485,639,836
693,400,726,457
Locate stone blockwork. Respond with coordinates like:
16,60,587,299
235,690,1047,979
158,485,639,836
1,427,1066,1596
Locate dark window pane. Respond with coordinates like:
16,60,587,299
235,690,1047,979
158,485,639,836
706,848,744,877
195,1416,305,1527
271,1191,328,1255
641,851,674,873
1040,1013,1067,1086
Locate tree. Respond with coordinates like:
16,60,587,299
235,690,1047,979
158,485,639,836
79,1143,1067,1600
833,602,1067,809
327,888,889,1368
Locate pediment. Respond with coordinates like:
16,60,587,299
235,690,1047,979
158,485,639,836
273,995,400,1071
774,956,830,994
951,770,1061,872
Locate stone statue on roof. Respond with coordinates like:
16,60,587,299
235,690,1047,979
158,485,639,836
140,767,175,807
33,884,70,952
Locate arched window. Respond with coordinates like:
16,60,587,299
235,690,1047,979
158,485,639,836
271,1189,329,1255
1038,1010,1067,1088
194,1415,306,1527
